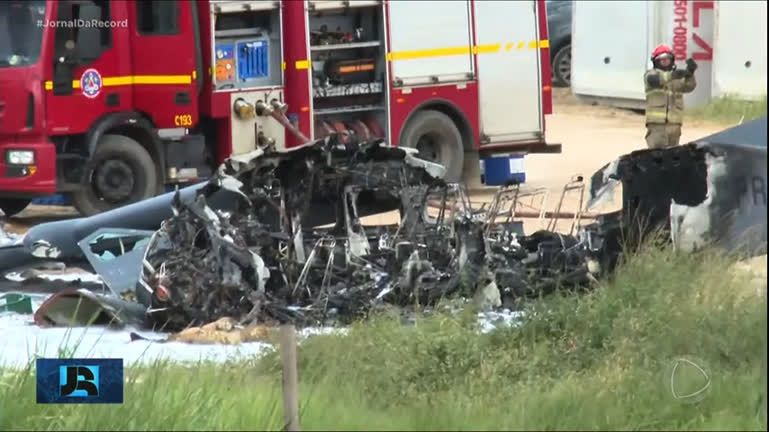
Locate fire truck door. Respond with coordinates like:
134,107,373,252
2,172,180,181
45,0,126,134
387,1,474,86
128,0,198,129
474,0,543,143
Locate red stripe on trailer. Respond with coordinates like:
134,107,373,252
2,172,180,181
283,1,312,148
537,0,553,116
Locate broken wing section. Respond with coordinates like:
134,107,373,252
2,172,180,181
589,115,767,257
671,119,767,255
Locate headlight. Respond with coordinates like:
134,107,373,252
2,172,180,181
6,150,35,165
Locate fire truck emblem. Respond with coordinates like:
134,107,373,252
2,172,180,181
80,69,103,99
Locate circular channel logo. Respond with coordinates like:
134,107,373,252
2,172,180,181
80,68,103,99
664,356,712,404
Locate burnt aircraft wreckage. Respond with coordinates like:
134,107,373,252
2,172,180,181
0,137,611,331
0,115,765,331
588,114,767,257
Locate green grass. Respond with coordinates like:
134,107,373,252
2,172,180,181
1,245,766,431
686,94,768,124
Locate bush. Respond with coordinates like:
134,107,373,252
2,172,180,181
687,95,768,124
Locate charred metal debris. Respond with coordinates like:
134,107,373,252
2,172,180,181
10,116,763,332
133,139,609,331
0,137,611,331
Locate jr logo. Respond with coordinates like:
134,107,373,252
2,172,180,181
60,365,99,397
37,358,121,404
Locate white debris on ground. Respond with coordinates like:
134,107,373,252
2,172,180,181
0,311,342,368
1,225,525,367
0,294,525,368
0,223,21,247
3,270,102,284
477,310,525,334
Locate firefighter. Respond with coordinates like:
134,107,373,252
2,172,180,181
644,44,698,149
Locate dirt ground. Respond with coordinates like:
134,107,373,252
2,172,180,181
1,89,727,235
528,88,724,192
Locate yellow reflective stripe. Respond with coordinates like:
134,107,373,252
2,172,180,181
124,75,191,85
646,89,666,96
44,74,192,91
295,60,310,70
646,111,667,119
388,46,471,61
387,39,549,61
473,43,502,55
646,112,668,123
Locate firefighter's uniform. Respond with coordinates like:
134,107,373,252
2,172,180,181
644,45,697,149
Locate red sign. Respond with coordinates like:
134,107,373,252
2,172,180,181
673,0,688,61
692,1,713,61
671,0,713,61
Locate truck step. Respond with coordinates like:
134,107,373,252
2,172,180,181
29,184,205,207
31,194,71,206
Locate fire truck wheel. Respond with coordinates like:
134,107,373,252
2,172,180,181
552,43,571,87
0,199,31,218
400,110,464,182
71,134,158,217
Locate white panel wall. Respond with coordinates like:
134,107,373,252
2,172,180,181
711,0,768,99
571,0,650,101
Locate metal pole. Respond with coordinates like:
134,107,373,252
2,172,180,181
424,200,599,220
280,325,300,431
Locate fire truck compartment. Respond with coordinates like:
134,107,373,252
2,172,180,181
230,89,287,154
308,1,390,143
387,0,474,86
475,0,544,144
212,4,282,90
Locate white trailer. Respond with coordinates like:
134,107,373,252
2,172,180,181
711,1,767,100
571,0,718,109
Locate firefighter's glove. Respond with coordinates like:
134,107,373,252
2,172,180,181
686,58,698,73
672,69,688,79
646,74,663,89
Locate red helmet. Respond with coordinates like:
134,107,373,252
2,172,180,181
651,44,673,60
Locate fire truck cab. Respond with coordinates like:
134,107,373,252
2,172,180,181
0,0,557,217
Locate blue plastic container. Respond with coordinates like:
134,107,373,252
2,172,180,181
481,155,525,186
237,39,270,80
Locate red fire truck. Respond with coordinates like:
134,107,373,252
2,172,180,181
0,0,558,217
